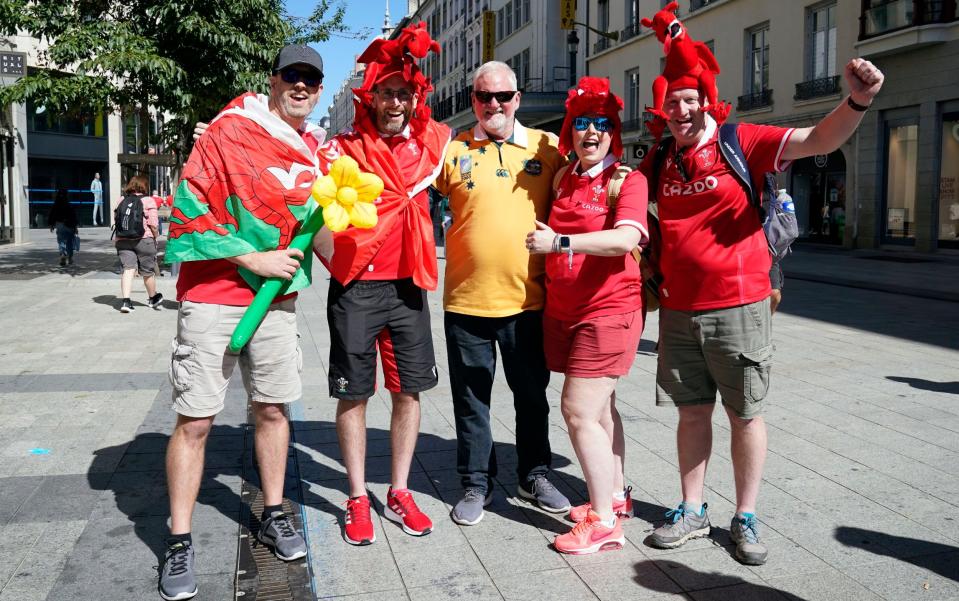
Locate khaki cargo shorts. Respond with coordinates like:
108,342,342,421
655,297,772,419
169,299,302,417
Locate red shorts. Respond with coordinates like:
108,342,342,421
543,310,644,378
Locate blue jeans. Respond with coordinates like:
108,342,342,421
55,223,76,258
444,310,552,492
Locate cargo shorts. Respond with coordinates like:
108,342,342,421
169,299,302,417
655,297,772,419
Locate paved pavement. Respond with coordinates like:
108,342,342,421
1,227,958,601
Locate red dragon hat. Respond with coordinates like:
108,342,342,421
642,1,730,139
558,76,624,159
352,21,440,131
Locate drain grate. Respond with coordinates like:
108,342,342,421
235,423,314,600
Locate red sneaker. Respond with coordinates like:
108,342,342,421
554,511,625,555
344,495,375,545
384,487,432,536
569,486,634,523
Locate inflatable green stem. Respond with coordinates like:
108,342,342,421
228,208,325,353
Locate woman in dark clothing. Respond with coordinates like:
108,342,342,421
48,189,79,266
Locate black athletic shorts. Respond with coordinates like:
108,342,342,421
769,262,783,291
327,278,438,401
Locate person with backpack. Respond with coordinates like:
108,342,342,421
114,174,161,313
525,77,648,555
638,6,884,567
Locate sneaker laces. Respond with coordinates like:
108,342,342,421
569,512,599,536
531,476,559,497
268,512,296,539
164,542,190,576
664,504,687,524
735,514,760,544
345,497,372,526
390,489,425,518
463,488,486,503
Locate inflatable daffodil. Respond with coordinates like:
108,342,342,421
311,156,381,232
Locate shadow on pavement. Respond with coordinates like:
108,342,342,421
635,559,810,600
834,526,959,583
885,376,959,395
88,419,622,563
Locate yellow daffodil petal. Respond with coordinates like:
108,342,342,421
329,155,360,189
353,172,384,203
337,186,358,207
311,175,338,207
349,202,378,229
323,201,351,232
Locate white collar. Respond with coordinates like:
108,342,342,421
575,154,618,178
379,124,412,140
694,114,718,151
471,118,528,148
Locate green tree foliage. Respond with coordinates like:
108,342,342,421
0,0,351,156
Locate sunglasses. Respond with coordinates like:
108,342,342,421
374,88,414,102
573,116,613,133
277,67,322,87
473,90,518,104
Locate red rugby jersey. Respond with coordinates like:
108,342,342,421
640,119,794,311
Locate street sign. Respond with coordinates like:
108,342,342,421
482,11,496,63
633,144,649,160
0,51,26,77
560,0,577,29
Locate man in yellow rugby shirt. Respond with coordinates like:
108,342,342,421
434,61,570,526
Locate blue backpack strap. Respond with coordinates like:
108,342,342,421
717,123,760,212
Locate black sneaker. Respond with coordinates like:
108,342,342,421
120,298,134,313
58,255,66,266
148,293,164,309
258,511,308,561
158,540,197,600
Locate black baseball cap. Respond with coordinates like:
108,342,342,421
272,44,324,79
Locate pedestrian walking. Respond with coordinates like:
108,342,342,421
157,43,327,601
47,189,78,266
113,175,162,313
525,77,649,555
433,61,571,527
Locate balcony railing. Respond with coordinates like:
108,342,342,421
860,0,957,40
794,75,841,100
737,89,773,112
593,37,612,54
621,112,657,135
620,22,642,42
689,0,716,11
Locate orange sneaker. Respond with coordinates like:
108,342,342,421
554,511,625,555
385,487,433,536
344,495,375,545
569,486,634,523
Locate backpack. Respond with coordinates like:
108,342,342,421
113,194,145,239
553,163,662,310
648,123,798,262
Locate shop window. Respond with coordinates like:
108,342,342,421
884,123,918,241
938,114,959,246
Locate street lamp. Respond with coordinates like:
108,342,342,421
567,29,579,88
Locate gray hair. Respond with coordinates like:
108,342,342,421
473,61,517,90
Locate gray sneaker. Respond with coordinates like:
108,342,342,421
451,488,493,526
517,475,571,513
730,513,768,565
647,502,711,549
258,511,308,561
158,540,197,601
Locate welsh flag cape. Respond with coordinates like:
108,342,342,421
167,93,324,295
319,107,451,291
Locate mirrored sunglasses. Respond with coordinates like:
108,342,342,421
473,90,518,104
278,67,322,87
573,116,613,133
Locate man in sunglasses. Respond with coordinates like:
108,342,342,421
160,43,325,600
640,25,884,565
433,61,570,527
315,22,452,547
